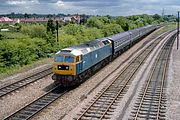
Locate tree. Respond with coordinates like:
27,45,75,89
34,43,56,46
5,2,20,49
153,14,161,20
47,19,55,34
141,14,154,24
21,24,46,38
102,24,124,36
24,13,29,19
135,18,144,27
62,24,82,35
86,17,104,29
114,16,129,31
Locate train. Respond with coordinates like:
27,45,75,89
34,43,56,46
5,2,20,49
52,25,157,87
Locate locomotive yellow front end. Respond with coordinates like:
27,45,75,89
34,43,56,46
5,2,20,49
53,55,76,76
52,49,82,86
52,54,76,85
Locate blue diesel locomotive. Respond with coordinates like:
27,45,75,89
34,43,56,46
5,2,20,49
52,25,157,86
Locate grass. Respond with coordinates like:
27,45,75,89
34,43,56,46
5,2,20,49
156,23,177,36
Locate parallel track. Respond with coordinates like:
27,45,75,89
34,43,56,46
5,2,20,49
4,85,67,120
129,33,176,120
75,30,174,120
0,67,52,98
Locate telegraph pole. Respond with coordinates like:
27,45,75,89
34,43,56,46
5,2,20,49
56,20,59,42
162,8,165,17
177,11,179,50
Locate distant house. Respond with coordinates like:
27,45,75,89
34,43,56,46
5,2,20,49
19,18,50,23
0,17,13,23
63,17,72,23
71,16,80,24
62,15,80,24
0,16,80,24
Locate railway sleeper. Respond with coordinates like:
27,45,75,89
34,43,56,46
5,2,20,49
138,93,161,97
137,111,157,116
98,98,115,101
142,97,161,101
29,105,42,109
34,102,48,106
141,99,160,103
91,104,109,108
93,102,111,106
13,114,30,119
97,99,114,103
85,110,105,115
144,92,163,96
100,95,117,99
79,116,99,120
141,101,159,105
102,90,120,94
135,102,158,107
3,87,15,91
83,113,102,118
140,108,158,113
19,110,35,115
101,94,116,98
38,100,51,104
24,107,38,112
88,107,106,112
44,95,58,99
9,85,20,88
159,113,166,118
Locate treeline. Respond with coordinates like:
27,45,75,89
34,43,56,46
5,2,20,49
0,12,72,18
0,14,176,73
57,14,176,48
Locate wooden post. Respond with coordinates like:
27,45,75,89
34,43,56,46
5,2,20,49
56,20,59,42
177,11,179,49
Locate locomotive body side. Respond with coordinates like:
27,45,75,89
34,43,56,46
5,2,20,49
52,39,112,86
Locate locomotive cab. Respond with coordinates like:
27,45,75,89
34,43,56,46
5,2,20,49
53,54,82,74
52,49,83,86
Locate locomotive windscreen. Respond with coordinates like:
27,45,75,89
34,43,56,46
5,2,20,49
55,56,64,62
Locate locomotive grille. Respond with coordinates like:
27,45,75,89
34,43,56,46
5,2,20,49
58,65,69,70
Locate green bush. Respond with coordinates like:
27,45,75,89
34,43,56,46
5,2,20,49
102,24,124,36
0,14,174,74
21,24,46,38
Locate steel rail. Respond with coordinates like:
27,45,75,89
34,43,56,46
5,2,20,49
0,67,52,98
133,33,176,120
156,34,175,120
3,85,67,120
76,30,174,120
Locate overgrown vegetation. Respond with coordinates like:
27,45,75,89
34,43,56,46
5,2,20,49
0,14,177,75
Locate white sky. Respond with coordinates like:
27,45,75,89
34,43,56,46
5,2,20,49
0,0,180,16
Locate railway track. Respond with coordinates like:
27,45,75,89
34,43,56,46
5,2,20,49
75,31,174,120
129,33,176,119
4,85,67,120
0,67,52,98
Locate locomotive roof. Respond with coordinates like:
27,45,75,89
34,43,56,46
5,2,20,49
56,38,108,56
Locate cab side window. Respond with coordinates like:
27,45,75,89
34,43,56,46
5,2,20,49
76,56,80,62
